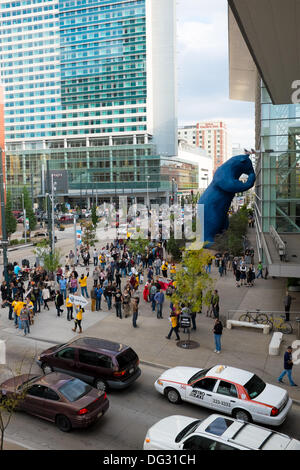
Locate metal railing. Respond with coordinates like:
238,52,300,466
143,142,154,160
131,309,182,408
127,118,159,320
269,225,286,260
226,310,300,322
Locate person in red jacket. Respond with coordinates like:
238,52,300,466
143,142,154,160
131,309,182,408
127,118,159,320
143,283,150,302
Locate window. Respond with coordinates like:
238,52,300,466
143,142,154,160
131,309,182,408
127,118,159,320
244,374,266,399
183,435,236,450
216,381,238,398
116,348,138,369
56,348,75,360
27,384,46,398
59,378,92,402
78,349,99,366
194,378,217,392
44,388,60,401
205,417,234,436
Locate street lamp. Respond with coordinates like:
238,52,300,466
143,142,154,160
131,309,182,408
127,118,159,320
0,147,9,283
21,193,27,244
146,175,150,208
51,174,57,255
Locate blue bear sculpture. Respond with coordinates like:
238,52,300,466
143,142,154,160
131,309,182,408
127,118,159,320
198,154,256,245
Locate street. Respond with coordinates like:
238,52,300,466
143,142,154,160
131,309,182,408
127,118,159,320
2,338,300,450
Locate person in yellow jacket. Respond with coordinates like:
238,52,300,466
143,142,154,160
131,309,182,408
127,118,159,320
170,263,176,280
161,261,169,278
79,272,89,298
72,305,84,333
166,311,180,341
66,296,74,321
12,297,23,328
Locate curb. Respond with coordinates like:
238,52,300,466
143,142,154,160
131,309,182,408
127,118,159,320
4,437,35,451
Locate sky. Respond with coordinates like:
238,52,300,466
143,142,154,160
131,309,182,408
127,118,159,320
177,0,255,150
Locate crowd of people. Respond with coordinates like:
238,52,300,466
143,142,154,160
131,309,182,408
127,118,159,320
205,249,268,288
0,239,179,334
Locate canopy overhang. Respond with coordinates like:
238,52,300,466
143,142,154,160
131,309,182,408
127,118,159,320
228,0,300,104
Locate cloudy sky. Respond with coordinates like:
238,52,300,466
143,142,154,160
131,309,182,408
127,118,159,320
177,0,255,150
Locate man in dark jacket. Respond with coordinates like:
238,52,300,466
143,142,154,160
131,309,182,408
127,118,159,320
278,346,297,386
213,318,223,354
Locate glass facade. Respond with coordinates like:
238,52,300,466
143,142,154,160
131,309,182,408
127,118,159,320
255,84,300,235
1,0,194,206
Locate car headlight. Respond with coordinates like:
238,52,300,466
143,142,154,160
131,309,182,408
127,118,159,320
156,380,163,386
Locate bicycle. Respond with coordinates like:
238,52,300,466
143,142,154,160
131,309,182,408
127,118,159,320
238,309,269,324
266,315,293,334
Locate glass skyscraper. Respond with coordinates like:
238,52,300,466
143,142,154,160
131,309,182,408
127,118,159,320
0,0,196,207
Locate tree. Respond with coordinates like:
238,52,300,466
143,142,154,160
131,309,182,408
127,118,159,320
22,186,36,232
170,249,214,314
5,190,17,239
166,236,183,262
91,203,98,227
212,208,249,256
0,353,36,450
81,220,97,248
33,240,61,273
127,236,149,256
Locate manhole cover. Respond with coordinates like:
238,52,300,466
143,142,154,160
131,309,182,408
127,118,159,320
176,340,200,349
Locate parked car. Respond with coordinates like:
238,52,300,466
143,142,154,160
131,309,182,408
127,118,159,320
30,232,57,244
154,364,292,426
37,337,141,392
143,413,300,451
0,372,109,432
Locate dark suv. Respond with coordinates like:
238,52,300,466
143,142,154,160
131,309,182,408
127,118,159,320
37,337,141,391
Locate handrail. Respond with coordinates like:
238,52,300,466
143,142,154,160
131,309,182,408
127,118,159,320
269,225,286,253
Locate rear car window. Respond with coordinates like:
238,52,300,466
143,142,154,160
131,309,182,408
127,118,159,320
59,378,92,402
244,374,266,399
116,348,138,369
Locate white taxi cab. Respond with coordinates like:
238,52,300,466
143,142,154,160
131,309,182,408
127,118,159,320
143,414,300,450
154,365,292,426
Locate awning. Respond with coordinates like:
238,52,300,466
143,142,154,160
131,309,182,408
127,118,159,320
228,0,300,104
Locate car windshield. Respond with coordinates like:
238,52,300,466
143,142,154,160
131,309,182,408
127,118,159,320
244,374,266,399
188,368,211,384
59,378,92,402
175,420,202,443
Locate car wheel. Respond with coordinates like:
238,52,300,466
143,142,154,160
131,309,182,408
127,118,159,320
165,387,182,404
41,363,53,375
94,378,107,392
55,414,72,432
233,408,252,423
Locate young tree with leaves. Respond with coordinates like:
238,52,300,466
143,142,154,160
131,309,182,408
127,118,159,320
126,236,149,257
170,249,214,314
81,220,97,249
22,186,36,232
5,190,17,239
91,204,98,227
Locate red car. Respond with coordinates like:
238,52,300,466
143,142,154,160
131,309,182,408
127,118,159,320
0,372,109,432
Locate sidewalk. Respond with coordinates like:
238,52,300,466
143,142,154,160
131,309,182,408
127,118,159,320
0,247,300,402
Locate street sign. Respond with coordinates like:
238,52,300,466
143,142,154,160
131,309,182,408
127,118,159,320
69,294,89,307
0,240,9,245
180,316,191,329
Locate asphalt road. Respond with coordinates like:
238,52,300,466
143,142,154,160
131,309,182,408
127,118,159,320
1,338,300,450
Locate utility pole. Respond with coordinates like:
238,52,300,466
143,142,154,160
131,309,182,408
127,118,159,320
46,160,53,255
21,193,27,244
51,173,57,255
0,148,9,283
